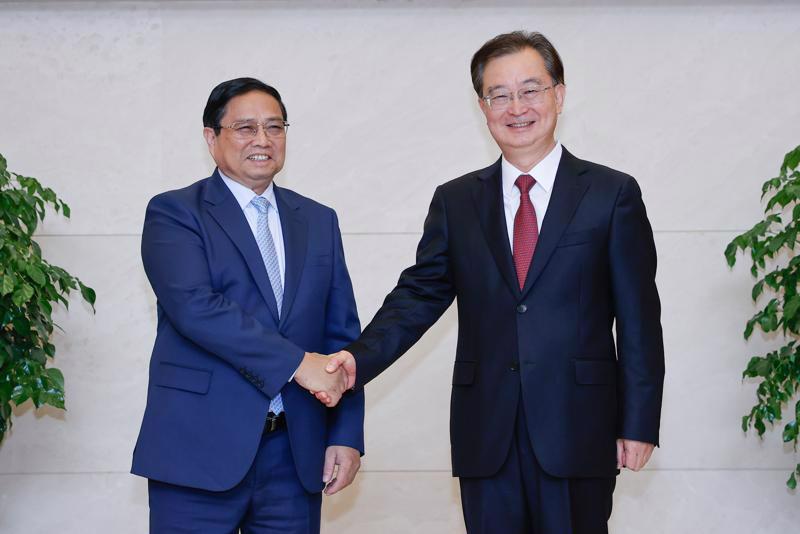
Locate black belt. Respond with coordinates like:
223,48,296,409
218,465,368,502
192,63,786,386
264,412,286,434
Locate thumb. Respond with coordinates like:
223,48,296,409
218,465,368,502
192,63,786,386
325,353,344,373
616,439,625,469
322,448,337,483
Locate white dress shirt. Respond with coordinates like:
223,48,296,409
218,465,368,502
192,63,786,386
501,142,563,249
219,171,285,287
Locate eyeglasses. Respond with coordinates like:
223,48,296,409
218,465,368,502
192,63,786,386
482,84,558,111
219,120,290,139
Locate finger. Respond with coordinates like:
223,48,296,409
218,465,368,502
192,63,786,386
616,439,625,469
640,447,654,469
340,354,357,389
322,448,337,484
315,391,331,404
326,391,342,408
325,455,359,495
325,353,344,373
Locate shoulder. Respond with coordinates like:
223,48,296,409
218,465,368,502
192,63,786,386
145,176,213,215
274,185,338,222
563,149,640,195
438,159,501,196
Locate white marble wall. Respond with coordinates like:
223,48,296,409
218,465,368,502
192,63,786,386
1,1,799,532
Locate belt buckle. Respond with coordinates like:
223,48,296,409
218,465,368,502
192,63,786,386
265,413,281,433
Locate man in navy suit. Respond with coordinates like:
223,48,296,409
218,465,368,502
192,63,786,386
132,78,363,534
324,32,665,533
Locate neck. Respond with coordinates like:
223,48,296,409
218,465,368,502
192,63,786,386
503,138,556,172
222,171,273,196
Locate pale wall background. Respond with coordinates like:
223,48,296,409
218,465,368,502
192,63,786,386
1,0,799,532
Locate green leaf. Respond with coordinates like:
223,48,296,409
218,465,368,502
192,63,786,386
782,145,800,175
783,421,798,443
754,417,766,436
45,367,64,391
61,202,70,218
789,471,797,491
11,283,34,307
785,296,800,322
744,318,755,340
78,281,96,310
752,280,765,301
29,348,47,364
725,241,739,267
0,275,15,296
25,265,46,286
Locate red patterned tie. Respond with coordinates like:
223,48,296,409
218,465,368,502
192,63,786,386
513,174,539,290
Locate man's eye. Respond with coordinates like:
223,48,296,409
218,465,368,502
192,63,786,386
521,88,539,97
266,125,284,135
492,95,510,103
236,126,257,135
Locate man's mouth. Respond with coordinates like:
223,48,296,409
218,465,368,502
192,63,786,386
247,154,271,161
508,120,535,129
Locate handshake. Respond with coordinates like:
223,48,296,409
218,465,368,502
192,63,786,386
294,351,356,407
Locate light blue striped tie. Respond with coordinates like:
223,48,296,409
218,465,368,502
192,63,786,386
251,196,284,415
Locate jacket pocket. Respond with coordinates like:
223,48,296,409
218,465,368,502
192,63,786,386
557,228,598,248
155,362,212,394
574,359,616,385
452,361,476,386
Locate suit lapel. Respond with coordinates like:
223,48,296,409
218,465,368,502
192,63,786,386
203,171,281,323
274,186,307,326
520,148,590,298
473,158,521,297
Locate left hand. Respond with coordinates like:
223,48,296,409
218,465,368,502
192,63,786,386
616,439,655,471
322,445,361,495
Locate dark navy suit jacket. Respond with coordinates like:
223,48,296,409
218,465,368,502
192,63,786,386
132,170,363,493
347,148,664,479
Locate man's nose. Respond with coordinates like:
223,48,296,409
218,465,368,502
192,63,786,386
508,94,528,115
253,124,271,145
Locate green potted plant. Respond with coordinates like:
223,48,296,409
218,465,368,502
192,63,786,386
725,144,800,490
0,152,95,443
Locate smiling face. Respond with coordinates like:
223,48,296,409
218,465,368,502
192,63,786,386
203,90,286,194
478,47,565,170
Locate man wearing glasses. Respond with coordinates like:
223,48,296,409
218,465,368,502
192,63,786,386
325,31,665,533
132,78,363,533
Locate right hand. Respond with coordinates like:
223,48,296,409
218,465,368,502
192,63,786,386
294,352,349,407
313,351,357,405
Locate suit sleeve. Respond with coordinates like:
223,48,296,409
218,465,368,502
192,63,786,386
346,186,456,387
141,193,305,399
608,177,665,446
323,211,365,453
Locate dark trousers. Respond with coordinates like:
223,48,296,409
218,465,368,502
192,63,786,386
459,403,616,534
148,429,321,534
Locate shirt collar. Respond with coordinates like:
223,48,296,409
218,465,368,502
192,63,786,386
218,169,278,212
501,141,562,196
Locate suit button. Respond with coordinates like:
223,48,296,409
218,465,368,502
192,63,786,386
516,304,527,313
510,361,519,371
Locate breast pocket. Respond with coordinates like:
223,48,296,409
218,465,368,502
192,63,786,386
557,228,599,248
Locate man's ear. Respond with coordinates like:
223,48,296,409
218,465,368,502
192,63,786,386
203,127,217,152
478,96,490,120
555,83,566,115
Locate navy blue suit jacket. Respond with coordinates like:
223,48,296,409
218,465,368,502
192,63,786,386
347,148,664,479
132,170,363,493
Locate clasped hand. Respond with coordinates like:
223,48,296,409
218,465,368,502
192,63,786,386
294,351,356,407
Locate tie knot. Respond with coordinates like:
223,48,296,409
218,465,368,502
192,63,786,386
250,196,271,214
515,174,536,194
